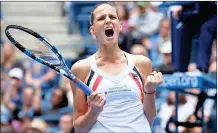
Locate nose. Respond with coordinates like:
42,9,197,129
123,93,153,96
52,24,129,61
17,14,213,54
105,16,111,25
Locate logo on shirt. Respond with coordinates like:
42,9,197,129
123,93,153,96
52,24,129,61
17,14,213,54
105,84,131,94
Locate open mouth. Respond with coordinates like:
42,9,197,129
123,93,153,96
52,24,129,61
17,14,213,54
105,29,114,37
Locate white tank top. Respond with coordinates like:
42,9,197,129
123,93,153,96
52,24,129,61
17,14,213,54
87,53,151,133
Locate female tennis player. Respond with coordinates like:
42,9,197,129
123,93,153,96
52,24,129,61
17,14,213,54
70,3,163,132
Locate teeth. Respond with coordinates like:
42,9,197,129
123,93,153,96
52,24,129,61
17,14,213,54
105,27,113,30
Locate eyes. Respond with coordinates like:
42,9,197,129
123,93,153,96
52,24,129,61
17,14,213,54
97,15,117,21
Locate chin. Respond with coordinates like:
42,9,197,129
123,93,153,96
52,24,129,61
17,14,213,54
105,39,117,46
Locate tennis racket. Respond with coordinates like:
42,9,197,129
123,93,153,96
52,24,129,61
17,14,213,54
5,25,93,96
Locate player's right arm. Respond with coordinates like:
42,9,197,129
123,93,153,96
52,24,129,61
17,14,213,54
70,59,105,132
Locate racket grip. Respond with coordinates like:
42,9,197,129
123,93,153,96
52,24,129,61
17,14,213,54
75,79,106,105
75,79,93,96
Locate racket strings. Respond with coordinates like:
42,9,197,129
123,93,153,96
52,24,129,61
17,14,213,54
9,29,61,65
30,49,58,62
30,45,61,65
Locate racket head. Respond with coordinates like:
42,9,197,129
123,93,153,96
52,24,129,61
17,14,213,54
5,25,93,96
5,25,65,73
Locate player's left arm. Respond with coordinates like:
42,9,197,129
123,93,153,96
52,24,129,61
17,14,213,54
133,55,163,126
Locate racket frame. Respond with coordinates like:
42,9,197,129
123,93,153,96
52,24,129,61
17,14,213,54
5,25,93,95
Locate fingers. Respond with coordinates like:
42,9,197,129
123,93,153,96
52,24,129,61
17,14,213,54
87,91,99,103
147,71,163,85
87,91,105,115
147,74,155,83
87,91,105,105
157,72,163,84
98,96,106,106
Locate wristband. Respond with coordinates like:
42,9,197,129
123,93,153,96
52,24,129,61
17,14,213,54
144,90,156,94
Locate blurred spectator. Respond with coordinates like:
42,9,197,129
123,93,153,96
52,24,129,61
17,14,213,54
23,118,48,133
36,87,69,115
181,114,202,133
209,61,216,73
1,123,15,133
25,60,57,93
155,92,195,132
142,18,172,70
184,89,216,133
3,85,41,132
1,42,25,95
185,56,216,132
151,39,173,74
1,73,9,97
128,2,164,39
2,68,24,115
1,103,13,125
116,4,134,53
17,87,37,118
1,41,25,75
171,2,217,72
130,44,148,57
156,40,173,73
17,116,32,133
57,113,74,133
187,63,197,72
188,39,216,74
117,4,130,35
62,77,74,106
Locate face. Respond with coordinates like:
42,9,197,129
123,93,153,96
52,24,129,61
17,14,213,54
168,92,175,104
52,89,63,106
160,19,170,38
10,77,22,89
163,53,171,65
117,5,126,20
138,6,147,14
23,88,34,106
3,42,14,59
60,115,73,133
90,4,122,46
188,63,197,72
130,45,147,56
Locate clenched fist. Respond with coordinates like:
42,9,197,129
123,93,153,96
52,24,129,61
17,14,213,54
87,91,106,116
144,71,163,93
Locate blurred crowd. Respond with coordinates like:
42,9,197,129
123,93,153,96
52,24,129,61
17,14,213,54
1,1,217,133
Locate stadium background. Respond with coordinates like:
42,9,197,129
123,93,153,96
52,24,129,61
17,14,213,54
0,2,217,133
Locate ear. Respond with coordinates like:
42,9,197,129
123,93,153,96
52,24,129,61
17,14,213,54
90,26,96,35
119,22,123,32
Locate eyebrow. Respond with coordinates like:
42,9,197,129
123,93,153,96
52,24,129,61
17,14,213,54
96,13,117,19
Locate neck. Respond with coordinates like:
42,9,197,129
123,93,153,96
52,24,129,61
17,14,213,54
161,35,169,41
96,43,123,60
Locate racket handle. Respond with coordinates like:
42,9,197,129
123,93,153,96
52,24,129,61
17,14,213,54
75,79,93,96
75,78,106,105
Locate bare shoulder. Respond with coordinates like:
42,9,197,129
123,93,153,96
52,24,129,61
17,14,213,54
131,54,152,77
131,54,152,68
70,57,91,81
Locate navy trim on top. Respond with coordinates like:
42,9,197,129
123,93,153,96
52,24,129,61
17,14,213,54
133,66,143,83
86,69,95,86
